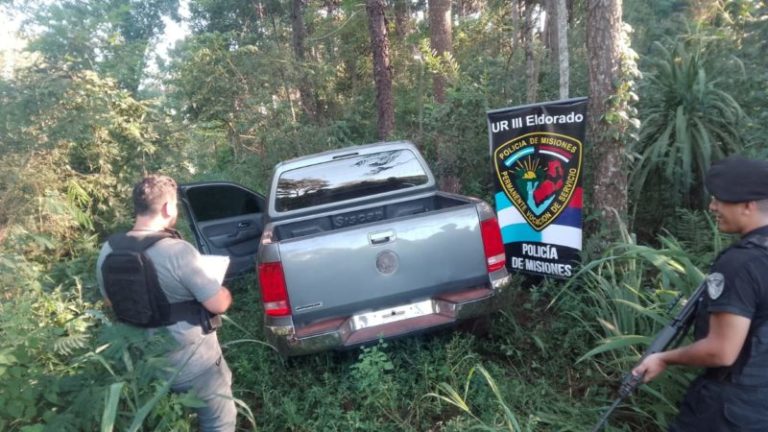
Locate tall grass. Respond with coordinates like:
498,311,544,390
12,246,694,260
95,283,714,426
564,218,720,429
427,364,524,432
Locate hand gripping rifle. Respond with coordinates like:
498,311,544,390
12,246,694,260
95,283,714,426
591,280,707,432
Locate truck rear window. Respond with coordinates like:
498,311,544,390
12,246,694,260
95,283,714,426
275,149,429,212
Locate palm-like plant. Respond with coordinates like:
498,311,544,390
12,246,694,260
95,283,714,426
631,38,745,207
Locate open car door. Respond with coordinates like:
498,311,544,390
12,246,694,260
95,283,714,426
178,181,265,279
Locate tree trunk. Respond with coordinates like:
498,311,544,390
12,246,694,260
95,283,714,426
394,0,411,39
366,0,394,140
587,0,629,237
428,0,460,193
555,0,569,99
429,0,452,104
524,0,541,103
291,0,317,120
511,1,523,49
543,0,555,52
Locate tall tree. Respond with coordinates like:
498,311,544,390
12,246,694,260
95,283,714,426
543,0,556,51
291,0,317,120
511,1,523,49
393,0,411,39
429,0,452,104
524,0,541,103
366,0,394,139
586,0,634,237
554,0,569,99
429,0,460,193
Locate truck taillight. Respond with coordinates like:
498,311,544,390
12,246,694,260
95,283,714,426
480,218,506,272
258,262,291,317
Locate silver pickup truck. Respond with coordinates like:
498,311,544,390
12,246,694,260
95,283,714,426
180,141,510,356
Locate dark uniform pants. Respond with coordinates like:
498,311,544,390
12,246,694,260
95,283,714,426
171,355,236,432
669,376,768,432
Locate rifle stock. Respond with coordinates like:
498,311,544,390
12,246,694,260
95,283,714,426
591,280,707,432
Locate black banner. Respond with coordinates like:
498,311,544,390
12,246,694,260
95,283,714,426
487,97,588,278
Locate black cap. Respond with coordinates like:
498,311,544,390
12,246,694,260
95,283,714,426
705,156,768,202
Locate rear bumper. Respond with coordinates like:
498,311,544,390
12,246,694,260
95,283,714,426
265,270,512,356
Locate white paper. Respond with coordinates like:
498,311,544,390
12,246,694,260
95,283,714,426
199,255,230,285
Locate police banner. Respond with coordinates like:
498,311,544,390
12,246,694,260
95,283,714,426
487,97,587,278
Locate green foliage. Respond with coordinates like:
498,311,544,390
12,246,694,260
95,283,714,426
26,0,180,93
1,1,767,431
213,277,605,431
606,24,641,141
419,39,460,83
715,1,768,152
0,237,193,431
0,291,54,430
567,224,719,430
420,80,495,200
43,322,210,432
1,8,199,429
661,208,732,266
631,37,746,208
428,364,525,432
350,341,395,394
0,65,191,268
624,0,686,57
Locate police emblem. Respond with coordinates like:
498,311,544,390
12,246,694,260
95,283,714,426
493,132,582,231
706,272,725,300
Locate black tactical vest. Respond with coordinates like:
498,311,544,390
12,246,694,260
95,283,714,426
101,230,205,328
701,235,768,385
728,235,768,385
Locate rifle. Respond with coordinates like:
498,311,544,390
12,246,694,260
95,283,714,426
591,280,707,432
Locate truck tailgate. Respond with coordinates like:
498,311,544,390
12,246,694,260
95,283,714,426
279,205,488,325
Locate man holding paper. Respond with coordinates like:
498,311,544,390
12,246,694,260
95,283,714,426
96,174,236,432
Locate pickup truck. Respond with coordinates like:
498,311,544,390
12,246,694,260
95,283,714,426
179,141,511,356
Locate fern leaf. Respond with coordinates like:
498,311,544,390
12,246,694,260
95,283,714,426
54,333,90,356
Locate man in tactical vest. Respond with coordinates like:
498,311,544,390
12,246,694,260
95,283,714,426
632,156,768,430
96,174,236,432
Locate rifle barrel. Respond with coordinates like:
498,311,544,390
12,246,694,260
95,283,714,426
592,397,623,432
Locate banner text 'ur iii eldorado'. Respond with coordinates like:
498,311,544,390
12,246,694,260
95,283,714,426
487,97,587,279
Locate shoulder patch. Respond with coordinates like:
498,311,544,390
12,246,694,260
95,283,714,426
706,272,725,300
